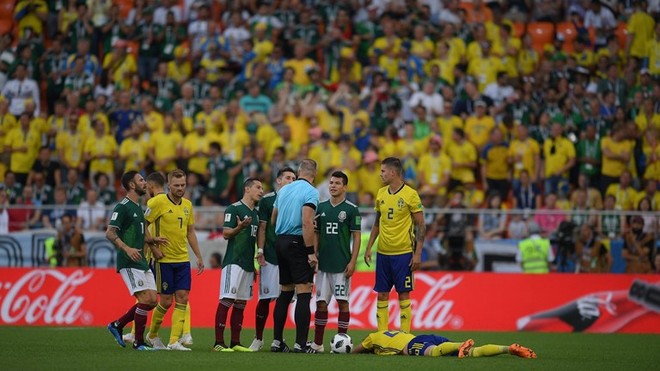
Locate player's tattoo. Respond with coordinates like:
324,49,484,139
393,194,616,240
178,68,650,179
415,220,426,243
106,228,122,246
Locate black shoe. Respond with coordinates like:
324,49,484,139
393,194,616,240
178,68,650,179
270,340,290,353
293,343,317,353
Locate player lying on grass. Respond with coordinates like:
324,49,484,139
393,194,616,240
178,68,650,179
352,330,537,358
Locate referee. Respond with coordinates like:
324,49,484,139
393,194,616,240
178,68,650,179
270,159,319,353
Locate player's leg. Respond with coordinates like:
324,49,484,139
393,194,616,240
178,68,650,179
215,264,237,351
290,241,315,352
108,268,153,348
271,237,294,352
392,253,414,333
374,253,394,331
133,287,158,350
251,262,279,351
469,343,537,359
336,273,351,335
167,263,192,349
122,299,139,344
167,289,190,350
312,271,331,351
229,266,253,351
180,303,193,345
148,262,173,347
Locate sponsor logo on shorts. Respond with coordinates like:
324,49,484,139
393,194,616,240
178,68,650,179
138,280,144,287
162,282,168,291
231,288,237,294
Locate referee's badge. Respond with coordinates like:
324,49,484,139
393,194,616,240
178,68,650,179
398,198,404,209
338,211,346,222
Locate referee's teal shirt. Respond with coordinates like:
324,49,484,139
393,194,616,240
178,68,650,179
274,179,319,236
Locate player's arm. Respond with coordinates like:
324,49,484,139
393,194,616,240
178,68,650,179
256,220,267,266
302,205,317,266
364,211,380,267
411,211,425,272
143,224,166,259
345,230,361,278
106,224,141,262
187,223,205,275
223,207,252,239
271,207,278,229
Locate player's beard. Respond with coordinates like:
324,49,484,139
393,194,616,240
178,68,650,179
136,186,147,196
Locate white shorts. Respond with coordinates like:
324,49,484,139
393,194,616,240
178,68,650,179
315,271,351,303
220,264,254,300
120,268,157,296
259,262,280,300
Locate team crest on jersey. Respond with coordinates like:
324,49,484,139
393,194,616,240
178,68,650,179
338,211,346,222
184,207,189,217
398,198,404,209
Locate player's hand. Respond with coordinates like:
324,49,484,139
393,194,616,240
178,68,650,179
125,247,142,262
256,253,266,267
237,215,252,228
364,249,372,267
152,247,164,260
150,236,169,246
308,253,318,268
344,261,356,278
409,254,421,272
196,260,205,275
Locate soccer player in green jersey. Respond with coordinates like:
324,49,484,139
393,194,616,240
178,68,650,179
106,171,166,351
310,171,361,353
249,167,297,351
213,178,264,352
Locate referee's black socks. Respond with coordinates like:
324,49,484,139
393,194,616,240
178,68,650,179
294,293,312,347
273,290,295,341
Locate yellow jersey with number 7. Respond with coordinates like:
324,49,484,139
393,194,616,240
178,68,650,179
374,184,423,256
145,194,194,263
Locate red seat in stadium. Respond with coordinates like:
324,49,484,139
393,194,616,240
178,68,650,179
0,19,13,35
126,40,140,58
512,22,525,38
528,22,555,53
615,22,628,49
0,3,13,20
557,22,578,53
116,0,132,19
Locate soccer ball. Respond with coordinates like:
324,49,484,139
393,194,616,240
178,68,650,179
330,333,353,354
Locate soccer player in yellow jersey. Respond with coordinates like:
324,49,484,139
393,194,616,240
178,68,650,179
352,330,536,359
365,157,425,333
145,169,204,351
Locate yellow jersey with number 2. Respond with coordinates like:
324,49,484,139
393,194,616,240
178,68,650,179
375,184,423,256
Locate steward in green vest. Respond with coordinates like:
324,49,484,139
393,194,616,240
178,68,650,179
516,222,554,273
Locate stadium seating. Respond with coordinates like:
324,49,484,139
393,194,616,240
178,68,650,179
557,22,578,52
527,22,555,52
0,2,14,20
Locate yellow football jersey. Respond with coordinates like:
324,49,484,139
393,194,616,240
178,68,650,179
145,194,195,263
361,331,415,355
375,184,423,255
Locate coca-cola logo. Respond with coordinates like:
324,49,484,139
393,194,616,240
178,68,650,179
290,273,464,330
0,270,93,325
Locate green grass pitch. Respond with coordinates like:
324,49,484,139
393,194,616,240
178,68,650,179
1,327,658,371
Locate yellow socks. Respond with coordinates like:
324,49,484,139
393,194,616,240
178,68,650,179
399,299,411,333
148,304,167,338
470,345,509,357
430,342,462,357
169,303,187,345
183,303,191,335
376,300,389,331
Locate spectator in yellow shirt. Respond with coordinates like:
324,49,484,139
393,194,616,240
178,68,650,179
14,0,48,38
148,115,182,173
468,41,504,92
357,151,381,200
481,127,510,200
56,115,87,173
464,100,495,151
646,23,660,76
102,40,137,91
284,43,317,88
84,119,117,187
183,121,213,178
606,171,637,211
600,125,633,193
447,128,478,190
4,112,41,184
508,125,540,191
418,135,452,198
118,124,148,173
626,2,655,60
543,123,576,197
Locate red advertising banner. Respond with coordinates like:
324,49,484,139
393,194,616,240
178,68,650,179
0,268,658,333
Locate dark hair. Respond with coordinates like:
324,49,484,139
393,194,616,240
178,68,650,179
168,169,186,182
331,171,349,186
243,177,260,189
210,142,221,151
121,171,139,191
381,157,403,176
146,172,166,187
277,167,295,179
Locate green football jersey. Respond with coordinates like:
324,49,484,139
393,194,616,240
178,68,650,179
109,197,149,272
316,199,361,273
257,191,278,265
223,201,260,272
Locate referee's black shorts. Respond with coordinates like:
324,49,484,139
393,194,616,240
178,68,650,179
275,234,314,285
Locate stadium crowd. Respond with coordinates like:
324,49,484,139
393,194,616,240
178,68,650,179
0,0,659,273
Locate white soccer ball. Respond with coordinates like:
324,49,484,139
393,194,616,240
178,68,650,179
330,333,353,354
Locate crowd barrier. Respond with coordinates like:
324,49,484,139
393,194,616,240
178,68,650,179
0,268,657,333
